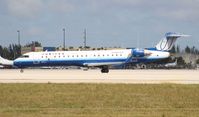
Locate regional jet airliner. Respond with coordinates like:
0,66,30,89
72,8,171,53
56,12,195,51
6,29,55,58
0,32,189,73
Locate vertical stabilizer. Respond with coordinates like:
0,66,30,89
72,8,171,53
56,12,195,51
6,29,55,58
156,32,189,51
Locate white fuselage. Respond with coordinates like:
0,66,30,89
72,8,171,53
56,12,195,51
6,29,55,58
13,49,170,68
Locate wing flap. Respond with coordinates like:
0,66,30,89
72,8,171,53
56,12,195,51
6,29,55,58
83,62,124,67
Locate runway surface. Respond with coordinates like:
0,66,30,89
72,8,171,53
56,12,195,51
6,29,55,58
0,69,199,84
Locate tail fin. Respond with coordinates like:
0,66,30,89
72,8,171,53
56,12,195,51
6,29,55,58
156,32,189,51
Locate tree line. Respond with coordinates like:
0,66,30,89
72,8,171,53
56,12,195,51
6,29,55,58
0,41,42,60
0,44,21,60
170,45,199,54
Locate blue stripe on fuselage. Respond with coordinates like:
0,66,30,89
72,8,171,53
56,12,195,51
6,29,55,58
14,58,127,68
13,57,165,68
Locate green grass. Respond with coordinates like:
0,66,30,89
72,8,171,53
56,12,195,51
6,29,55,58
0,84,199,117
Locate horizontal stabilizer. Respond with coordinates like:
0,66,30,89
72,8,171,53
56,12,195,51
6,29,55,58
165,32,190,38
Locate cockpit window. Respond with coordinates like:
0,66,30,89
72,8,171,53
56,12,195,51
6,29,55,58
20,55,29,58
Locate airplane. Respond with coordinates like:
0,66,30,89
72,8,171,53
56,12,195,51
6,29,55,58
0,32,189,73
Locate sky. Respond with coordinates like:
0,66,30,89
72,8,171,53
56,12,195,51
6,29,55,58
0,0,199,49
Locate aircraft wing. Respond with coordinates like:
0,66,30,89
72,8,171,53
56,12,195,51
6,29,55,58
83,62,124,67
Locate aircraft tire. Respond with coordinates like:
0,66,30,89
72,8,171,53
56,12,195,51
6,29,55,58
20,69,24,73
101,67,109,73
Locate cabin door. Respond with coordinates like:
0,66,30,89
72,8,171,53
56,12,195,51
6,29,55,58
33,53,40,65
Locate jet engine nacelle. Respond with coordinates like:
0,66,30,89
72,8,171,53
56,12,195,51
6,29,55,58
132,49,152,57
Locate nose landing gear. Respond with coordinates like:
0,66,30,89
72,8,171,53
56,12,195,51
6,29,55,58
20,69,24,73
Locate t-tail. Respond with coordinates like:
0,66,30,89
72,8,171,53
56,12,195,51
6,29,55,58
155,32,189,51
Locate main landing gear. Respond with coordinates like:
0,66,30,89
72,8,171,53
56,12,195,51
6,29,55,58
101,66,109,73
20,69,24,73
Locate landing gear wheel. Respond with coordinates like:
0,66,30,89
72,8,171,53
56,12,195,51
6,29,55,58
140,64,147,69
20,69,24,73
101,66,109,73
